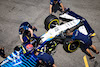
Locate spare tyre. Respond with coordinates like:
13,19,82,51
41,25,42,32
44,14,59,30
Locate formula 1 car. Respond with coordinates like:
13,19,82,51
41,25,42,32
42,15,81,53
0,8,95,67
12,8,95,54
43,8,95,53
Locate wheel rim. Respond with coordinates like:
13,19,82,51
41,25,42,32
68,40,80,52
48,19,59,29
48,41,57,51
50,22,57,28
70,43,79,50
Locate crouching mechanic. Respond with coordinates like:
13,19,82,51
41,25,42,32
34,50,57,67
19,22,37,43
50,0,65,14
66,29,99,60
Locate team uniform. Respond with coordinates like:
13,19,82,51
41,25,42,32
50,0,62,5
50,0,62,13
19,22,32,35
37,52,54,67
72,30,92,49
19,22,35,43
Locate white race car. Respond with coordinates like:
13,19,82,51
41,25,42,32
39,8,95,53
0,8,96,67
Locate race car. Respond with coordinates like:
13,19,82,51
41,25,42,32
15,8,95,54
0,8,96,67
41,14,81,53
43,8,95,53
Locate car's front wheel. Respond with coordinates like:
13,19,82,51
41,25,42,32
44,14,59,30
63,40,80,53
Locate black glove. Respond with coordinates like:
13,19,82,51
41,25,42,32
30,37,35,41
33,26,37,31
33,27,37,32
60,11,65,15
64,8,70,13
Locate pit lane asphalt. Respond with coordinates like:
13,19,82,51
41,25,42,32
0,0,100,67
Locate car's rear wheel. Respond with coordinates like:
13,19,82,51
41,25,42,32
63,40,80,53
44,14,59,30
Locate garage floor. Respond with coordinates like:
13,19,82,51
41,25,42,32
0,0,100,67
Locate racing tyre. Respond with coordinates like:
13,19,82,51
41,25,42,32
63,40,80,53
46,41,57,52
44,14,59,30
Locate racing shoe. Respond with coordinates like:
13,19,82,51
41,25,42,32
96,52,100,55
89,57,96,60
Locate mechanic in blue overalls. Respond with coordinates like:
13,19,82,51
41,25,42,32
50,0,65,14
19,22,37,43
34,50,57,67
66,29,99,60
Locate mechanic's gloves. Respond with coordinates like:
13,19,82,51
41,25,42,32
60,8,70,15
61,11,65,14
33,26,37,31
49,14,53,16
60,11,65,15
30,37,35,41
34,28,37,31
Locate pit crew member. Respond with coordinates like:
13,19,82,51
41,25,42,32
19,22,37,43
34,50,57,67
50,0,64,14
66,29,99,59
